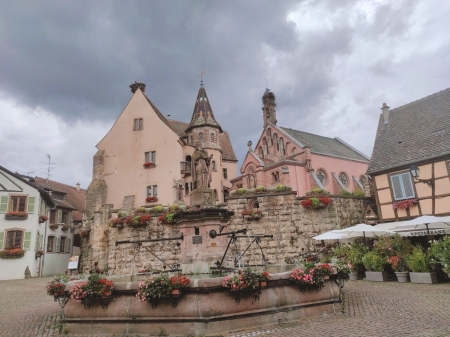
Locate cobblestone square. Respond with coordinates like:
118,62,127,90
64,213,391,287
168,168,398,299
1,277,449,337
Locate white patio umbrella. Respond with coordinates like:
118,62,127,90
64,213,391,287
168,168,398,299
390,215,450,236
313,230,358,243
339,223,396,239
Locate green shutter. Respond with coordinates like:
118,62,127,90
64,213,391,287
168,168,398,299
57,210,62,224
0,231,4,250
27,196,36,213
0,196,8,213
67,238,71,253
23,231,32,250
56,237,61,252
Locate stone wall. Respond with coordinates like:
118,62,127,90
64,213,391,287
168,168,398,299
226,191,371,265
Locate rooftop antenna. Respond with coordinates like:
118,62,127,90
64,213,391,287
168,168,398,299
26,171,34,177
39,154,56,183
197,70,205,86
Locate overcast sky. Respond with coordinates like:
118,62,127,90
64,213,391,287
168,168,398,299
1,0,449,189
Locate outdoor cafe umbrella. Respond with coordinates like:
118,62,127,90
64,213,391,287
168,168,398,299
313,230,358,243
339,223,396,239
390,215,450,236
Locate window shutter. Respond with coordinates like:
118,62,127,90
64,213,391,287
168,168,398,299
0,231,4,250
68,212,72,226
57,210,62,224
0,196,8,213
27,196,36,213
390,175,403,200
67,238,71,253
56,237,61,252
23,231,32,251
401,173,415,198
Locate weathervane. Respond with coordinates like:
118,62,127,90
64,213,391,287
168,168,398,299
197,70,205,86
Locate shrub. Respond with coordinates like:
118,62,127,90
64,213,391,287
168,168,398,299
362,251,385,272
152,205,164,213
346,242,368,267
430,236,450,273
407,246,431,272
353,188,365,198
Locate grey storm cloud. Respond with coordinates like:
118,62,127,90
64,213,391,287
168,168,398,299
1,0,449,186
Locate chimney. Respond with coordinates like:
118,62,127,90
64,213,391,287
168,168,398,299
129,82,146,93
76,182,80,192
381,103,390,124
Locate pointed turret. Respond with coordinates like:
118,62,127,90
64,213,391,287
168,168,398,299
185,85,223,150
186,86,223,133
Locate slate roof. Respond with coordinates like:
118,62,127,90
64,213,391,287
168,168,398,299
280,127,370,162
367,88,450,174
35,177,86,221
167,119,237,161
186,86,222,132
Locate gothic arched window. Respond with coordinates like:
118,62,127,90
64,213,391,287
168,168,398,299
199,133,203,141
317,170,327,185
339,172,348,187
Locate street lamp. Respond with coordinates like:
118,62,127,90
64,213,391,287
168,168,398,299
409,165,433,187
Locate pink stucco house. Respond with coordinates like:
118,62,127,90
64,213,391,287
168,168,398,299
231,90,370,196
91,82,237,209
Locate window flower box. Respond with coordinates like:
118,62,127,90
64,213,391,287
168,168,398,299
0,248,26,259
39,215,49,223
49,223,59,230
143,162,156,168
5,212,28,220
61,224,70,231
392,198,418,210
145,196,158,203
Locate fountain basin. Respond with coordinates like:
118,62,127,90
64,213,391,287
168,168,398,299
64,271,341,336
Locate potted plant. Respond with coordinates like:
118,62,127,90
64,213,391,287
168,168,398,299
0,248,26,259
290,264,318,291
49,223,59,230
146,196,158,203
169,274,191,295
430,236,450,274
46,274,68,297
343,242,368,280
362,251,388,281
70,273,115,303
407,246,437,284
300,188,332,209
136,274,173,301
257,271,270,287
242,209,262,219
38,214,49,223
333,259,352,279
128,214,151,227
222,274,245,291
143,162,156,168
240,268,261,289
314,263,334,281
388,256,409,282
374,234,412,283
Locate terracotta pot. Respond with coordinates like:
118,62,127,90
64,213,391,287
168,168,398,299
171,289,180,295
102,291,112,297
241,283,248,289
324,275,329,280
260,281,267,287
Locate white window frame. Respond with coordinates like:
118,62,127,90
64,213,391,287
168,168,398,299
390,172,415,201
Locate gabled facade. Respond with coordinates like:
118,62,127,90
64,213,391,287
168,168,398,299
0,166,54,280
231,90,370,196
35,177,86,274
367,88,450,222
90,82,238,211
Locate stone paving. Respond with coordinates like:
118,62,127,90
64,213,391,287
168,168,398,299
1,277,450,337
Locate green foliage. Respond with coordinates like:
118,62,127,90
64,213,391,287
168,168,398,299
340,190,352,197
165,213,174,222
362,251,385,272
305,188,329,197
275,184,291,192
118,210,128,218
153,205,163,213
407,246,431,272
310,197,320,207
137,206,147,213
241,268,260,288
346,242,368,266
353,188,365,197
373,234,413,259
430,236,450,273
256,186,266,192
320,254,332,263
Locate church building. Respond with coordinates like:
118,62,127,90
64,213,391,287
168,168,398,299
89,82,237,211
231,90,370,196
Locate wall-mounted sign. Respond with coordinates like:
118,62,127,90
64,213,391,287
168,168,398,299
192,236,203,244
68,255,79,269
